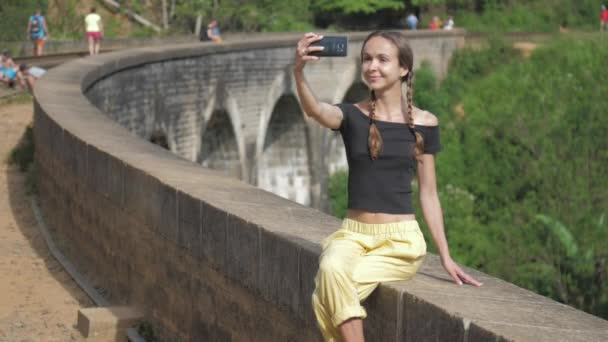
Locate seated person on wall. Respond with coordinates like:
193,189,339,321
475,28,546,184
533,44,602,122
206,20,223,44
18,64,47,93
443,16,455,30
294,31,482,341
429,16,442,30
0,51,19,88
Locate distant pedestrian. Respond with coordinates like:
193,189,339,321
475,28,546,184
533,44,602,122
18,64,47,93
26,9,49,56
1,50,18,88
85,7,104,55
206,20,222,44
406,13,419,30
601,5,608,31
429,16,442,30
444,16,455,30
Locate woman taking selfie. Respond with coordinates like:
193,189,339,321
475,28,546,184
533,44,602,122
293,31,482,341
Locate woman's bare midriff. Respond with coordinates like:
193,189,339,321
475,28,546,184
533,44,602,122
345,209,416,224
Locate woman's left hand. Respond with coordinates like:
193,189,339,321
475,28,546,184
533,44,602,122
441,255,483,287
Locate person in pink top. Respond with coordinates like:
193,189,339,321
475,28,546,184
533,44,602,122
601,5,608,31
85,7,104,55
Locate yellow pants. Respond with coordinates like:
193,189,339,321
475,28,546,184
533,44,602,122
312,218,427,341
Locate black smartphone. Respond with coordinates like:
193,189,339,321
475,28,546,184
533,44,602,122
309,36,348,57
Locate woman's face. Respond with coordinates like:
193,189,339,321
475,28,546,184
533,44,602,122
361,36,408,91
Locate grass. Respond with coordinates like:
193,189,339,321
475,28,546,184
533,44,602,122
3,93,36,194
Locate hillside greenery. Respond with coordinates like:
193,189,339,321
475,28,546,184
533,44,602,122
2,1,605,42
328,35,608,319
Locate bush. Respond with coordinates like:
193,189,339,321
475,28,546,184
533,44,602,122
0,0,48,41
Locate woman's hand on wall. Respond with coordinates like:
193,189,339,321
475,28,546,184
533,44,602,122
441,255,483,287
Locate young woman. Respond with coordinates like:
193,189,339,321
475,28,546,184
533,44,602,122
85,7,104,56
293,31,482,341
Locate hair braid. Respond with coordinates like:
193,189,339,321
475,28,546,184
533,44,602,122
368,91,383,160
406,72,424,161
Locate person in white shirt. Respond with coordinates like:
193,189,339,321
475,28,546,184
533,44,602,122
18,64,47,93
84,7,104,56
444,16,455,30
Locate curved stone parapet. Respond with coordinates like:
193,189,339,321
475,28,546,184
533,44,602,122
33,31,608,341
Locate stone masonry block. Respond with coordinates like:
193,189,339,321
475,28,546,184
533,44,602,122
123,165,178,243
77,306,143,340
225,214,259,290
33,106,50,155
86,146,114,199
177,191,201,257
200,203,227,269
158,181,178,243
467,322,510,342
47,112,64,162
61,130,88,182
401,293,464,342
190,304,232,342
364,285,402,342
259,230,300,314
298,243,322,325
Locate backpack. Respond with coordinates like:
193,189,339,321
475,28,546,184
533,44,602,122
30,16,41,38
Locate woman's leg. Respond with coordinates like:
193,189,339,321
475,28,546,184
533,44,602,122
339,318,364,342
313,235,366,341
87,35,95,56
313,222,425,341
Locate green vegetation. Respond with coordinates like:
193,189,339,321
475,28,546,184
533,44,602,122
455,0,601,33
328,170,349,219
328,35,608,319
2,1,603,42
0,0,48,41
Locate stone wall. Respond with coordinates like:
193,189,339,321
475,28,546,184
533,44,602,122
84,30,464,210
33,31,608,341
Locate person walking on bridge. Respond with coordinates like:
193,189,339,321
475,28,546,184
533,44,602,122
85,7,104,56
26,9,49,56
294,31,482,341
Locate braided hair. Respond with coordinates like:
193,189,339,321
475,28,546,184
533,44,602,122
363,31,424,161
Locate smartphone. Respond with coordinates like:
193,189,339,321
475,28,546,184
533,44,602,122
309,36,348,57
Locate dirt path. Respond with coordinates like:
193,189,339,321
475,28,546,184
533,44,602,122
0,98,92,341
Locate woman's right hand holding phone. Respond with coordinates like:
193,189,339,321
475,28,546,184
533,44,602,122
294,33,324,72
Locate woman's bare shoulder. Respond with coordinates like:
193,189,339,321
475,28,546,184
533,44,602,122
353,100,370,114
412,108,438,127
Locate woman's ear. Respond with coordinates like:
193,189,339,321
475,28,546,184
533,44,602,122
400,68,409,79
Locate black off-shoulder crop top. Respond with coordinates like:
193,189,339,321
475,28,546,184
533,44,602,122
332,103,441,214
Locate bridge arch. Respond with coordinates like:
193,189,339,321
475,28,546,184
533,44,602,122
258,95,311,205
198,109,242,179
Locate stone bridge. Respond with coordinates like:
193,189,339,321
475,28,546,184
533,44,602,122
86,31,462,210
33,31,608,341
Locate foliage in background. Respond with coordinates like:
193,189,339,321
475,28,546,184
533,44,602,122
0,0,48,41
327,35,608,319
173,0,313,32
453,0,601,32
328,170,349,219
3,1,605,40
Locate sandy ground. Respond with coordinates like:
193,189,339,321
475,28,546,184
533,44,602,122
0,98,92,341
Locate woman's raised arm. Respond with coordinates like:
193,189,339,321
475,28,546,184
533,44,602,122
293,33,343,130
